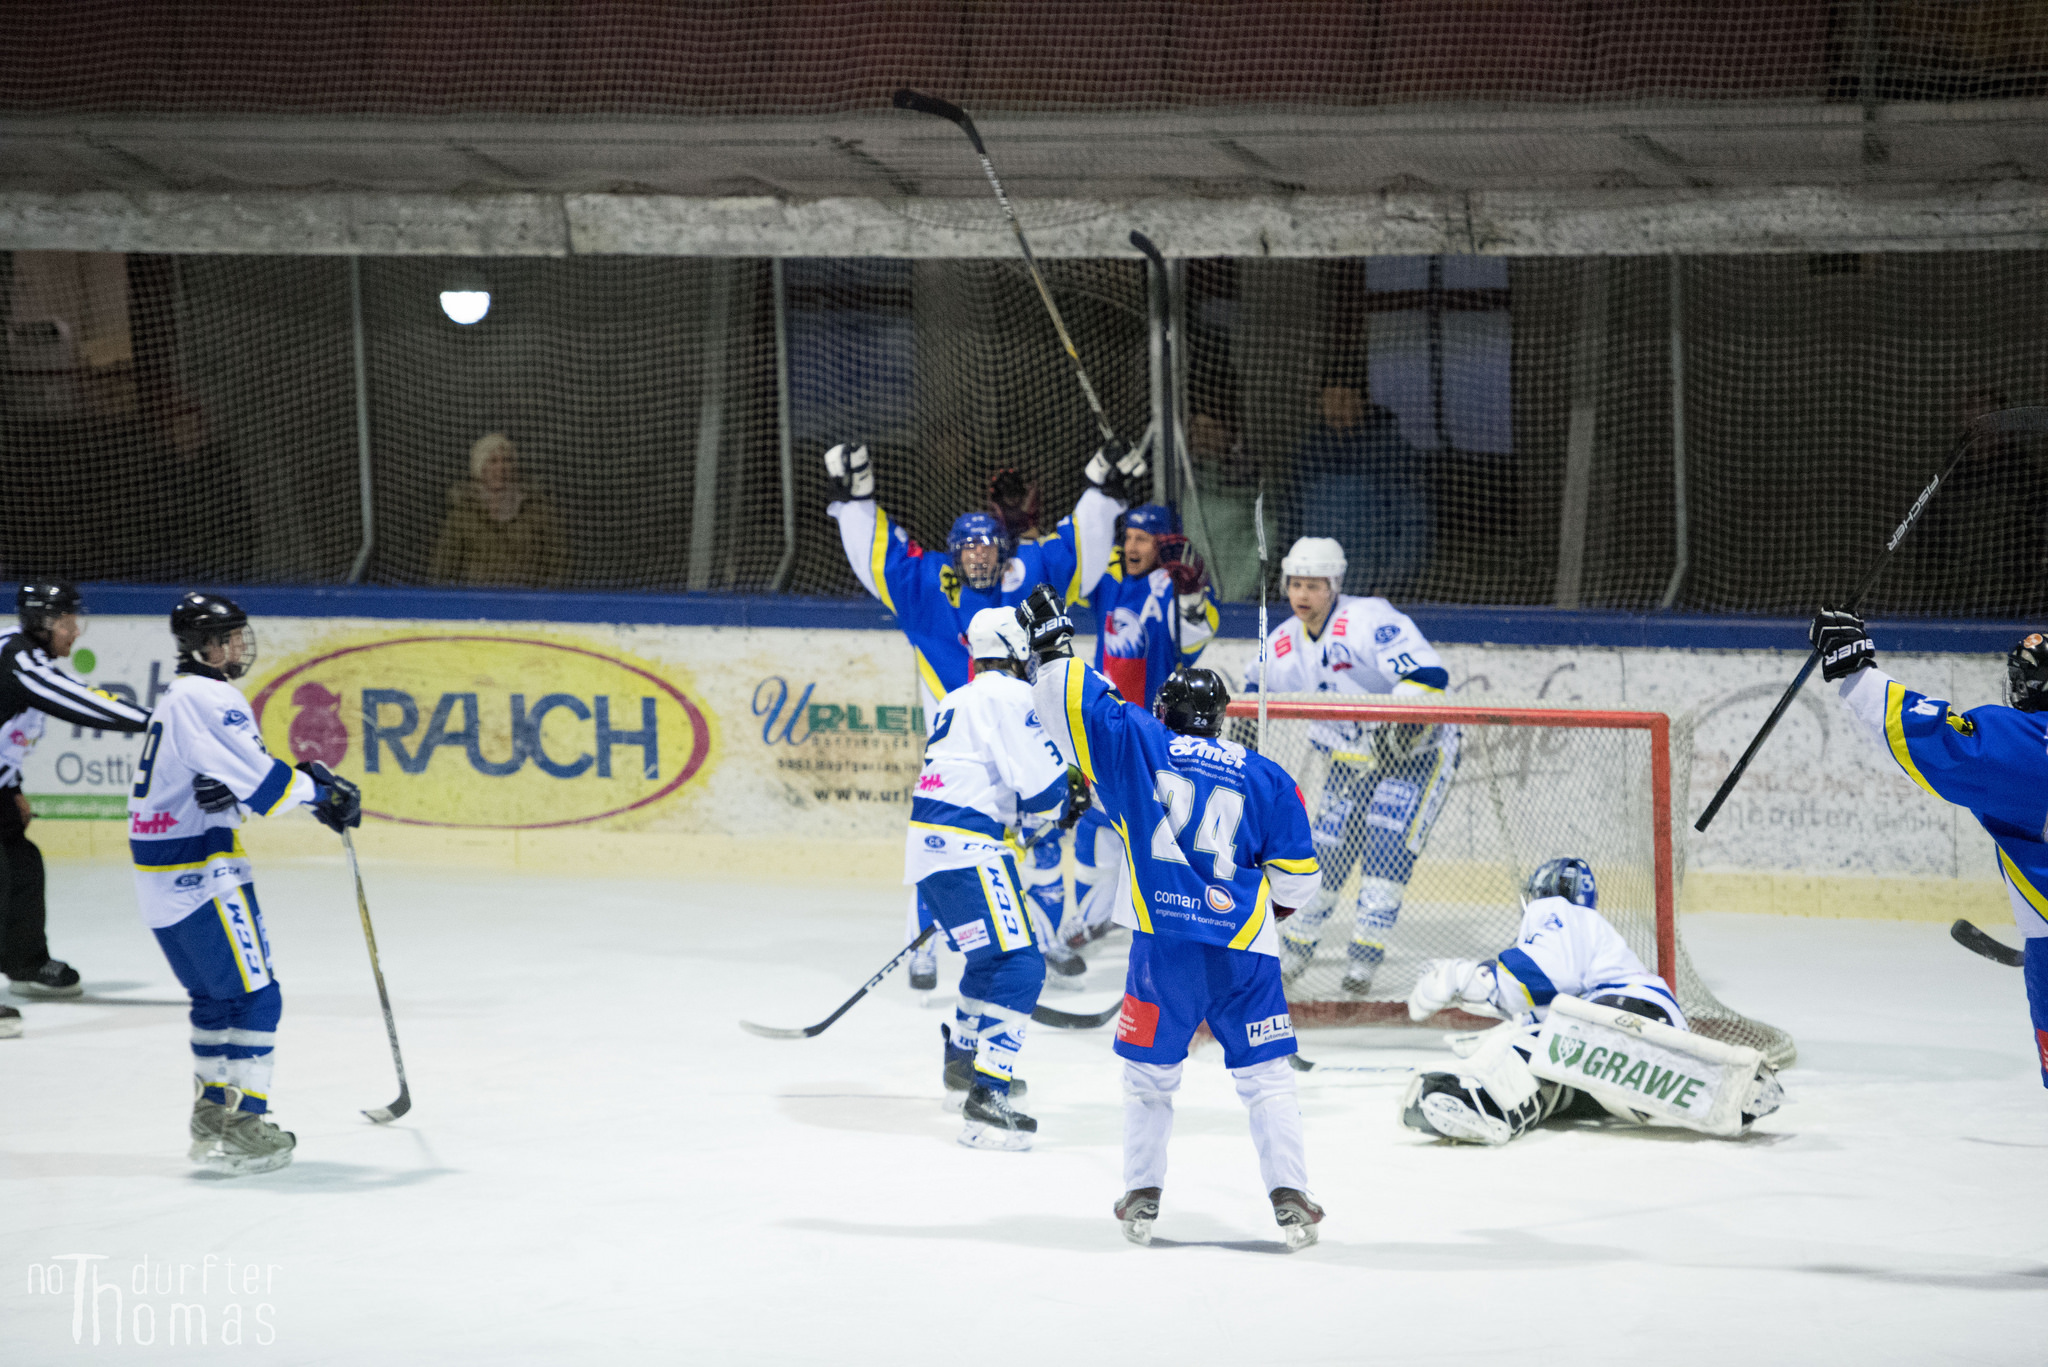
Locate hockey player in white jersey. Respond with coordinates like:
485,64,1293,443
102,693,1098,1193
1399,858,1781,1145
909,607,1081,1150
130,593,361,1175
1239,537,1460,992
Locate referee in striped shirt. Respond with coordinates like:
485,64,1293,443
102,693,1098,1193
0,583,152,1009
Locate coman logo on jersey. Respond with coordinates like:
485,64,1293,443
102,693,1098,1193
1204,885,1236,913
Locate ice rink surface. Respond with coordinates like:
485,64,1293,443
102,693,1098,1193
3,859,2044,1366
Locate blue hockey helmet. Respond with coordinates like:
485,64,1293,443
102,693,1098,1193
948,511,1009,592
1121,503,1178,538
1525,857,1596,909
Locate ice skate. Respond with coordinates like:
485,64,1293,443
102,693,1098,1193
200,1109,296,1175
1270,1188,1324,1251
1279,936,1318,985
1339,942,1384,996
1114,1187,1161,1246
9,959,82,999
908,946,938,994
189,1094,231,1161
0,1004,20,1039
958,1083,1036,1151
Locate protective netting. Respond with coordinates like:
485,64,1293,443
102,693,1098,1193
1240,696,1795,1067
2,246,2045,617
3,3,2044,116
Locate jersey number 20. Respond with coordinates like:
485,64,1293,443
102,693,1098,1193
1150,770,1245,880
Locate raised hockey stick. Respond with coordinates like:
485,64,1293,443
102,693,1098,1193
1031,1000,1122,1029
1951,919,2024,968
741,924,939,1039
342,830,411,1123
1256,490,1270,751
1287,1054,1416,1075
893,88,1119,448
1694,405,2048,833
1131,228,1188,658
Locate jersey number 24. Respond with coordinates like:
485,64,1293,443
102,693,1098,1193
1150,770,1245,880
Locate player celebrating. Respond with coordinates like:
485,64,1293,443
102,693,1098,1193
1811,609,2048,1084
824,440,1141,992
910,607,1078,1150
1400,858,1782,1145
130,593,360,1175
1020,587,1326,1250
1,582,153,1009
1239,537,1459,994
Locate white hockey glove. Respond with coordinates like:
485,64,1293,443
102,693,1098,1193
1083,440,1148,503
824,442,874,500
1408,958,1499,1022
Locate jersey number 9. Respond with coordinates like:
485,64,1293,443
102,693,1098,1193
131,722,165,800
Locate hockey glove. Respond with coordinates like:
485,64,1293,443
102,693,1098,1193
823,442,874,500
192,774,239,815
1018,585,1076,663
1371,721,1432,767
1058,768,1092,831
1083,439,1148,504
297,760,362,832
986,467,1040,538
1809,606,1876,682
1408,958,1496,1022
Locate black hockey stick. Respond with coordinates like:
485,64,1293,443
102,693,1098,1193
1032,1000,1122,1029
1694,405,2048,833
1951,919,2024,968
1288,1054,1416,1075
342,830,411,1123
893,87,1119,448
741,924,939,1040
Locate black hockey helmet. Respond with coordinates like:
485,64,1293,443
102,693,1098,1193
2007,632,2048,713
1153,667,1229,738
1525,857,1597,909
171,591,257,680
17,581,83,647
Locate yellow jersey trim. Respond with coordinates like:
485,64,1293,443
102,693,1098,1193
1493,960,1535,1009
868,508,897,613
1228,881,1269,951
1266,855,1320,876
912,649,945,710
1064,662,1095,783
1883,681,1940,798
1113,816,1153,934
1998,848,2048,929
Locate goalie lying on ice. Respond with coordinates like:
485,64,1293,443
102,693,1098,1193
1397,859,1783,1145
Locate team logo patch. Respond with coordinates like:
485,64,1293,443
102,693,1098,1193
1117,995,1160,1048
1273,634,1293,658
130,812,178,835
1204,885,1236,913
175,872,205,889
1002,558,1027,593
924,834,946,850
1332,616,1348,636
950,920,991,953
221,709,250,728
1245,1013,1294,1047
1374,624,1400,645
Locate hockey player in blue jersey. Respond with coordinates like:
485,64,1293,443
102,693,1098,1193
130,593,361,1174
825,440,1141,993
910,607,1081,1150
1019,586,1326,1249
1062,503,1223,952
1812,609,2048,1086
1397,858,1782,1145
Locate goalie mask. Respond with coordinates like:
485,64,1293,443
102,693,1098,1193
948,512,1010,593
1525,857,1596,909
2006,632,2048,712
171,591,258,681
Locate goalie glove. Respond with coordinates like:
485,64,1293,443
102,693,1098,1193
1017,585,1076,663
1809,606,1875,682
1408,958,1500,1022
1371,720,1433,767
823,442,874,500
1083,439,1148,504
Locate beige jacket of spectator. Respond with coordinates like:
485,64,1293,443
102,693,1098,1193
428,481,568,588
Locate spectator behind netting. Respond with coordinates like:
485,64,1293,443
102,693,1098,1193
1285,383,1431,597
1185,410,1276,602
428,433,567,588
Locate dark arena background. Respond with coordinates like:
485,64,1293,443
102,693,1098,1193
1,6,2043,1364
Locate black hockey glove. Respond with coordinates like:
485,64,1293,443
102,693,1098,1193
1017,585,1075,663
1809,607,1876,682
298,760,362,832
1058,768,1092,831
192,774,239,815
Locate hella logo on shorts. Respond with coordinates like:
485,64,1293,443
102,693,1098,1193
1204,885,1236,913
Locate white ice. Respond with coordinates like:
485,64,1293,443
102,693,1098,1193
3,860,2044,1365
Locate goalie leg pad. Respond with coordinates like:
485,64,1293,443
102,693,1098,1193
1528,995,1778,1137
1122,1060,1181,1191
1232,1057,1309,1193
1398,1024,1548,1146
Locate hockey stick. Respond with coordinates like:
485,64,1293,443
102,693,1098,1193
1256,490,1269,751
1951,919,2025,968
1694,405,2048,833
341,830,411,1123
741,924,939,1040
1288,1054,1416,1075
1131,228,1187,659
893,88,1118,448
1031,1000,1122,1029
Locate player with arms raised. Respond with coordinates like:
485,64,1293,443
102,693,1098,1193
1240,537,1459,994
129,593,361,1174
1811,609,2048,1084
1020,587,1325,1249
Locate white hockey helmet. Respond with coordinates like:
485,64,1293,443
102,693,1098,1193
1280,536,1347,589
967,606,1030,672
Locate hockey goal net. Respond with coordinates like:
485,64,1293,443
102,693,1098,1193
1231,695,1795,1068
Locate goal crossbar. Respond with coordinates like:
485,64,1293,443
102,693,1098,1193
1225,699,1677,989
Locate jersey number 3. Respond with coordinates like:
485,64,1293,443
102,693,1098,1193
1150,770,1245,880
